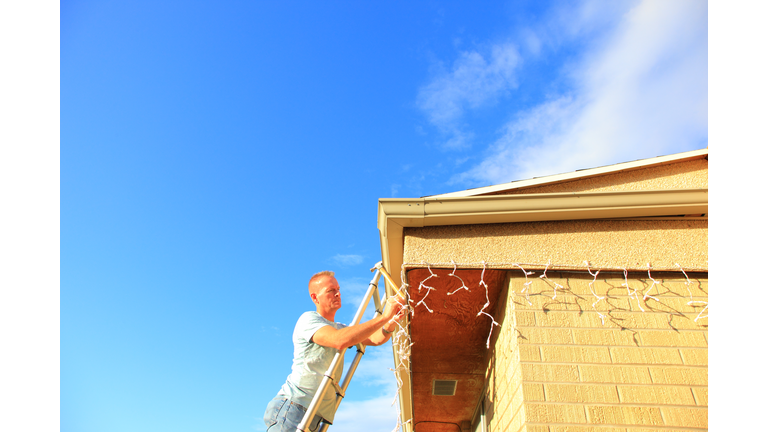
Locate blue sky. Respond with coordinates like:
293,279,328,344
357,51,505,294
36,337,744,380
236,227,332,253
61,2,707,431
13,0,768,431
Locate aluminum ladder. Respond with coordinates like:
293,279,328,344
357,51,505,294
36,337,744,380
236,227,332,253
296,262,400,432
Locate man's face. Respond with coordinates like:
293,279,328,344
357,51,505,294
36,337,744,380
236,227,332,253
312,276,342,311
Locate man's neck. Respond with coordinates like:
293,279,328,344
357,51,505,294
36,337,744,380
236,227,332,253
316,307,336,322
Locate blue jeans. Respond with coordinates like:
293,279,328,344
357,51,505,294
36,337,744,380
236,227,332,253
264,397,323,432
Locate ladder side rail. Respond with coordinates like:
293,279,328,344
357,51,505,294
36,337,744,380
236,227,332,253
318,289,389,432
316,345,365,432
319,289,390,432
296,270,384,432
349,270,383,327
297,350,345,432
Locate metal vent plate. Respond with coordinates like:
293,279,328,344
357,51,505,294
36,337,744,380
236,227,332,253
432,379,457,396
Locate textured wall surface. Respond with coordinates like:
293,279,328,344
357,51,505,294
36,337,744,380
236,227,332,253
486,159,708,195
403,219,708,272
482,272,708,432
401,155,708,431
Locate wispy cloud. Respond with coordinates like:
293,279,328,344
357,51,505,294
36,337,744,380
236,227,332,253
417,43,522,150
334,348,401,432
332,254,364,267
451,0,707,186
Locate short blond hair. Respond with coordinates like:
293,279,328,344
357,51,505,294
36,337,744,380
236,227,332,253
308,270,335,293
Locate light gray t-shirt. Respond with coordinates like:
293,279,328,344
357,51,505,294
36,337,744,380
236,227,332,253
277,311,347,423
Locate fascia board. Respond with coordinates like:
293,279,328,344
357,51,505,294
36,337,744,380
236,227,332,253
429,148,709,198
378,200,425,283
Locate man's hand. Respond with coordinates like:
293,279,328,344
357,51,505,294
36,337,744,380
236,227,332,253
312,296,407,350
382,295,405,323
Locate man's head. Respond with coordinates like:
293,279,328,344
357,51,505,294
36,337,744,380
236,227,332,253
309,271,342,318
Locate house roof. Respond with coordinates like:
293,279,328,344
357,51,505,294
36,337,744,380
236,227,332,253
427,148,708,198
376,148,708,432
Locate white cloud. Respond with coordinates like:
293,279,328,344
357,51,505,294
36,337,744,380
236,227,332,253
417,43,522,149
332,254,364,266
333,348,401,432
454,0,708,185
330,394,401,432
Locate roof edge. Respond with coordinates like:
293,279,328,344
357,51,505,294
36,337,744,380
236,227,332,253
428,148,708,198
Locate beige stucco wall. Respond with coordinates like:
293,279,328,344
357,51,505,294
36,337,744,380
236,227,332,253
482,272,707,432
403,219,708,272
488,158,708,195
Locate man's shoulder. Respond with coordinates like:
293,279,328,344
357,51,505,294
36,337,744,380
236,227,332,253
296,311,346,329
296,311,328,329
297,310,322,323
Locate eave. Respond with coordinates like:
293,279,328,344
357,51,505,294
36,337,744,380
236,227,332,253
377,188,708,432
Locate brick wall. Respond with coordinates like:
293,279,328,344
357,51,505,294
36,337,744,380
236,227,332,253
483,271,708,432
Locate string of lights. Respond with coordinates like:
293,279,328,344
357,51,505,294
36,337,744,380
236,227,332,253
381,259,707,432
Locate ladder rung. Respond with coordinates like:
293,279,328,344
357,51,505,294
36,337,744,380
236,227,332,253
324,374,344,398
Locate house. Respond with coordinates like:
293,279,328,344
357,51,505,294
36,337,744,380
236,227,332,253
377,148,708,432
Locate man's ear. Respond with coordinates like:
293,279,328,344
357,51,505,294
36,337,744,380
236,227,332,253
309,292,317,303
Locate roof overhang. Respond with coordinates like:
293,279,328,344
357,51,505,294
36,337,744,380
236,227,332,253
379,188,709,288
377,188,708,431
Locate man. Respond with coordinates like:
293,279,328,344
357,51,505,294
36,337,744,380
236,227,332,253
264,270,405,432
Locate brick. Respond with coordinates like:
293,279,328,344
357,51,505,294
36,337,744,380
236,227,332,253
508,384,526,413
635,296,709,315
692,387,708,406
506,402,525,432
533,310,605,328
629,429,701,432
649,366,707,385
513,310,537,326
522,363,580,382
636,330,708,347
512,275,706,299
519,345,542,361
617,385,696,405
509,290,596,312
660,406,708,428
602,310,704,331
517,328,573,344
523,426,548,432
541,346,612,363
609,347,683,365
525,403,587,423
586,405,664,425
679,348,708,365
579,365,652,384
548,426,625,432
544,383,619,403
631,279,708,299
572,328,639,346
497,359,523,387
523,383,545,401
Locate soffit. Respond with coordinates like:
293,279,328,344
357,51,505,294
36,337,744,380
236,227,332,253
406,267,507,432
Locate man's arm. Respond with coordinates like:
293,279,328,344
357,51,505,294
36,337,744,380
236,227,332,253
361,319,401,346
312,297,403,350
